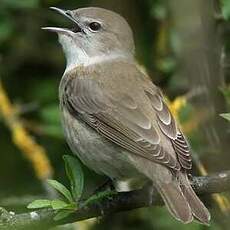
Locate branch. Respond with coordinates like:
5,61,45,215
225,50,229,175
1,170,230,230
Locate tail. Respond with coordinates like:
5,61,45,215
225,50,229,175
180,173,211,225
157,173,210,225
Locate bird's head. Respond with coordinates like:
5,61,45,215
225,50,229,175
43,7,135,69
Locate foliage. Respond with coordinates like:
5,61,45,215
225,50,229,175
63,155,84,202
27,155,84,220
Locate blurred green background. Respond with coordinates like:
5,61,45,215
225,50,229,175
0,0,230,229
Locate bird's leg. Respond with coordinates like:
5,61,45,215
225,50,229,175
94,179,115,193
79,179,117,208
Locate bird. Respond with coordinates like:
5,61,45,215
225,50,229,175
43,6,210,224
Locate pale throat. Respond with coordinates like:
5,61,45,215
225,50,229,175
59,37,133,73
64,49,133,73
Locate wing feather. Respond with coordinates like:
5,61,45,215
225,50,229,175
145,90,192,170
62,76,181,171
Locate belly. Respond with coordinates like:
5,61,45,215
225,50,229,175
61,109,141,180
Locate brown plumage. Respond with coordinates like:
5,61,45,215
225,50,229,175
45,6,210,224
60,60,210,224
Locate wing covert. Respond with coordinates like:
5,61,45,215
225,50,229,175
62,75,181,171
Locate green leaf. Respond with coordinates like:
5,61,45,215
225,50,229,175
63,155,84,201
47,179,73,203
27,199,51,209
220,113,230,121
53,210,75,221
51,200,69,210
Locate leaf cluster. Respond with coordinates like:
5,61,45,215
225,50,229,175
27,155,84,221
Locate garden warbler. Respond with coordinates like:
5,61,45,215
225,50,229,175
43,7,210,224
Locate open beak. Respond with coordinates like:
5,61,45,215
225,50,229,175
42,7,83,34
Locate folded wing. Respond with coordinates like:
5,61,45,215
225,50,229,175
62,74,188,171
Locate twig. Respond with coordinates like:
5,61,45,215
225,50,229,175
1,170,230,230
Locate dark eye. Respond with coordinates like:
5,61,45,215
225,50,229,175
89,22,101,31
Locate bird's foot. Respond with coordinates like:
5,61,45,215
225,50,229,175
94,179,115,193
79,189,117,208
79,179,117,208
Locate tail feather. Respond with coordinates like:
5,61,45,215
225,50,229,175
157,182,193,223
131,156,210,224
156,173,210,225
180,174,211,225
